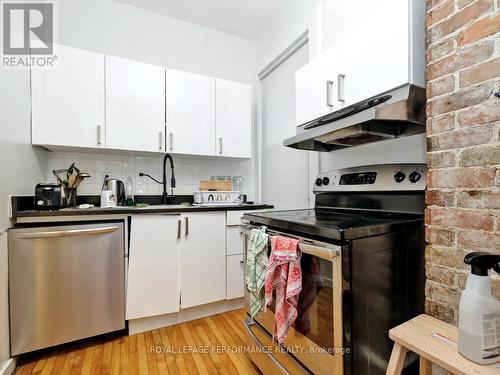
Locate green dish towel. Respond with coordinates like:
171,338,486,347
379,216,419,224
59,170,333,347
245,226,269,319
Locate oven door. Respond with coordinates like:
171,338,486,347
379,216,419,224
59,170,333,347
241,225,344,375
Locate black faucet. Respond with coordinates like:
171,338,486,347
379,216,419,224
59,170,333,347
139,154,176,204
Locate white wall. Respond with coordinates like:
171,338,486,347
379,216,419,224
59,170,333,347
255,0,323,72
0,70,48,233
55,0,255,84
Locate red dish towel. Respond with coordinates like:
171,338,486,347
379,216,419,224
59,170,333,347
264,235,302,344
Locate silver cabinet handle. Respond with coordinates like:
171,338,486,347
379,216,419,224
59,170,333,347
338,74,346,102
159,131,163,150
218,137,223,155
97,125,102,145
326,80,334,107
17,226,118,239
243,319,291,375
185,216,189,236
169,132,173,151
177,219,181,239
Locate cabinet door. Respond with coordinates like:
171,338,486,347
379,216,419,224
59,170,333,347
126,215,181,319
337,0,409,108
165,69,215,156
180,212,226,309
295,46,339,126
226,226,244,255
31,44,105,148
215,79,252,158
226,254,245,300
106,56,165,152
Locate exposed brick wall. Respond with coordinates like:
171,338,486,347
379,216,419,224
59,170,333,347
425,0,500,324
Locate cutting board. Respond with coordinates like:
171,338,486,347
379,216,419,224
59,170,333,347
199,180,232,191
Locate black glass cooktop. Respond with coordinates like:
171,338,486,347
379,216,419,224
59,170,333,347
243,208,423,241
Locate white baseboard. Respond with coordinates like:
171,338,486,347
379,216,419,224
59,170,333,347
0,358,16,375
128,298,245,335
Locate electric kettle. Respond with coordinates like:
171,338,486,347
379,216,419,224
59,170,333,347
104,178,125,205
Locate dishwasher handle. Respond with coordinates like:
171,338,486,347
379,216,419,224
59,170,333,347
16,226,119,239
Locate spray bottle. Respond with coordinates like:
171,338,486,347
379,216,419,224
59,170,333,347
458,252,500,364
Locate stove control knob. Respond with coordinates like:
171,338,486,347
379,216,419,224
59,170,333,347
322,177,330,185
394,171,406,183
315,178,323,186
409,171,421,183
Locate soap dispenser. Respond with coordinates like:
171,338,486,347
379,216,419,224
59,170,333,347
458,252,500,364
124,176,135,207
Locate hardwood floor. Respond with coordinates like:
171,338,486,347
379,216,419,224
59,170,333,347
15,309,261,375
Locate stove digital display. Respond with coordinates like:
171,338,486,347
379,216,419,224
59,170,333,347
339,172,377,185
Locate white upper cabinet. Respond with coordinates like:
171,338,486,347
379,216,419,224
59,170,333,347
215,79,252,158
126,215,181,320
31,44,105,148
180,212,226,309
336,0,411,108
295,0,425,124
165,69,216,156
295,47,339,126
105,56,165,153
31,46,253,158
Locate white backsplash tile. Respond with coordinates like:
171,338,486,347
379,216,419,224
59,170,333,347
44,151,252,197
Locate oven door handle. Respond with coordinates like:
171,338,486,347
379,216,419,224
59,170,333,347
299,241,339,261
240,225,341,261
243,319,291,375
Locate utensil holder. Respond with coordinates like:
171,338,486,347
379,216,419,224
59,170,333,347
64,188,77,208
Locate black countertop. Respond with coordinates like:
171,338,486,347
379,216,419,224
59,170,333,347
12,195,273,220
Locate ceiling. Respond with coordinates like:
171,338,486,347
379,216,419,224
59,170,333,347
117,0,289,40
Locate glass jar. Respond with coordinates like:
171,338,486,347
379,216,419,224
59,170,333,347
232,176,244,192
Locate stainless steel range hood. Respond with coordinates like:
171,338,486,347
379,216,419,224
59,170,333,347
284,84,426,151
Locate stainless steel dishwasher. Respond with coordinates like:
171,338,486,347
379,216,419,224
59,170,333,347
9,222,125,355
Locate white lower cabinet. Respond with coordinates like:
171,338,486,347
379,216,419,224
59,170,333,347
180,212,226,309
226,254,245,299
126,215,181,320
127,212,227,319
226,226,244,255
225,210,249,300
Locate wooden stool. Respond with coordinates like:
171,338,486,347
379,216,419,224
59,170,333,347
386,314,500,375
